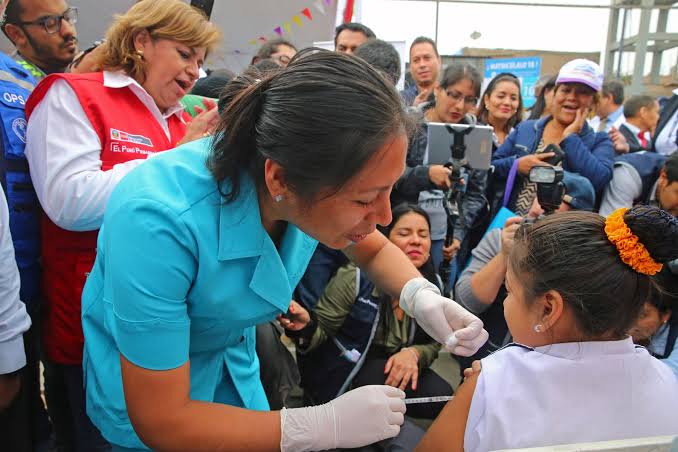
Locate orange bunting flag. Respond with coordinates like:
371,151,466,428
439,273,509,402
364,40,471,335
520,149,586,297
301,7,312,20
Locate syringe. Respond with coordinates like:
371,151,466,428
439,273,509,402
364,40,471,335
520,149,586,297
404,395,453,404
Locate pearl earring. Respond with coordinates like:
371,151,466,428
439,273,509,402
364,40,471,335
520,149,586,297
274,194,284,203
534,324,543,333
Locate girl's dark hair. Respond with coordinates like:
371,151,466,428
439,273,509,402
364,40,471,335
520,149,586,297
527,75,557,120
649,268,678,315
438,62,482,98
476,73,523,133
509,206,678,339
209,49,413,202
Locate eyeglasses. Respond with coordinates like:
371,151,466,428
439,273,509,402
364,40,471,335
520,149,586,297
16,7,78,34
444,89,478,106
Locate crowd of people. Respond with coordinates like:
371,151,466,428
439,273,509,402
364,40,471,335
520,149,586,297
0,0,676,451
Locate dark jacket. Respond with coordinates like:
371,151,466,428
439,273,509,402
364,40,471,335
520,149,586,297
615,151,666,205
297,265,440,403
619,123,652,153
653,94,678,152
492,116,616,193
0,53,41,313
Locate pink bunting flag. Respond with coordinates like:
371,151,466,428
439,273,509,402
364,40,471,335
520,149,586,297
258,36,267,42
314,0,326,15
301,7,312,20
274,26,283,36
292,15,303,27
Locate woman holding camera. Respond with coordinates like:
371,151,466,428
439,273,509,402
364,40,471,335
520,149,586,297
392,63,488,285
491,59,615,216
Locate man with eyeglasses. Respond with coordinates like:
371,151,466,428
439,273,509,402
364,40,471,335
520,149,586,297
2,0,78,78
0,1,79,451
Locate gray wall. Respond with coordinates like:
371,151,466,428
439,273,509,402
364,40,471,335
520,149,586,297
1,0,338,73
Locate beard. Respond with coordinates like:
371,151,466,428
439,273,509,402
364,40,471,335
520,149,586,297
24,30,78,70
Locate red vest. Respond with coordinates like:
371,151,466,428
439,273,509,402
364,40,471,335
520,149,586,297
26,72,189,364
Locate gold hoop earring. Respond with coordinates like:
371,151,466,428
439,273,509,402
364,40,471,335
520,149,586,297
135,49,144,60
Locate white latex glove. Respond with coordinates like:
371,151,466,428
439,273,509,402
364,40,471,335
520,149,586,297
400,277,488,356
280,385,405,451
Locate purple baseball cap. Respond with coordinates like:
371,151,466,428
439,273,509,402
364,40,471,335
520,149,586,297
556,59,603,92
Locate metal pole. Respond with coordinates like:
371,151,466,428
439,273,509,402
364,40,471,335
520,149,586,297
435,0,440,46
650,8,669,85
616,7,628,79
603,2,619,77
630,0,654,95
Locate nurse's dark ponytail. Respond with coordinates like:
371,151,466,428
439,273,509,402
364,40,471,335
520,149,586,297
208,49,414,203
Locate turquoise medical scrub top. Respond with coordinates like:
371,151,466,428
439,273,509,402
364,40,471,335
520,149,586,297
81,138,318,449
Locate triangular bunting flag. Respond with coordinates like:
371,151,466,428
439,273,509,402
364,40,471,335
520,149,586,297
324,0,332,5
283,22,293,34
274,26,283,36
301,7,312,20
292,15,303,27
248,39,258,46
258,36,267,42
314,0,326,15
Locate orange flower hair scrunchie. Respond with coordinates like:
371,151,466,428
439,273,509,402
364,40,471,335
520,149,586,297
604,208,663,276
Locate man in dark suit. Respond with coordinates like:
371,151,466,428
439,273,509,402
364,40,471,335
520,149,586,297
654,88,678,155
619,95,660,153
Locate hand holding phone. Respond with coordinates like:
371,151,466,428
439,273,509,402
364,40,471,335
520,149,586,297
541,143,565,165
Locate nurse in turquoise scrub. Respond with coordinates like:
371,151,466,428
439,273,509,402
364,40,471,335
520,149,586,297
81,50,488,451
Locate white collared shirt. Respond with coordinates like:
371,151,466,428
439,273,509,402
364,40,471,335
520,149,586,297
24,71,186,232
588,105,625,133
623,121,652,145
464,338,678,451
654,88,678,155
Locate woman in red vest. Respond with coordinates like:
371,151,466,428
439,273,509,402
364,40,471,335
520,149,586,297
23,1,220,450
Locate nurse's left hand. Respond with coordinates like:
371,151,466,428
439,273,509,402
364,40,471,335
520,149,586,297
277,300,310,331
400,278,488,357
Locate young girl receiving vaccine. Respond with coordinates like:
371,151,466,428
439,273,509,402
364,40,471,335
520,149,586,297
417,205,678,451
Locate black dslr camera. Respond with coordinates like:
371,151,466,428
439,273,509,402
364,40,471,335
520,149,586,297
528,166,565,216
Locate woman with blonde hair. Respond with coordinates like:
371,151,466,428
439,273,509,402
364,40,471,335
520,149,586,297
23,1,219,450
